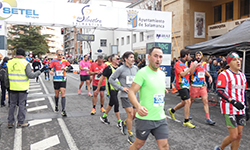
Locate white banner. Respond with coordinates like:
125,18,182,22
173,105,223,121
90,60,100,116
0,0,172,32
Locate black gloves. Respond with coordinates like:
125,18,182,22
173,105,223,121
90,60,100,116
230,100,245,110
40,66,48,72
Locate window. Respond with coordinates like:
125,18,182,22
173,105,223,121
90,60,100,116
140,32,144,42
100,39,107,47
226,1,233,20
116,38,119,46
133,34,136,43
240,0,250,16
214,5,222,23
127,36,130,44
121,37,124,45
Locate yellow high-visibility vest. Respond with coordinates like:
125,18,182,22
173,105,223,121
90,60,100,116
7,58,29,91
106,65,121,93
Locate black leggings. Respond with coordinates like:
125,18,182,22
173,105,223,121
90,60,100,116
109,90,119,113
44,72,50,78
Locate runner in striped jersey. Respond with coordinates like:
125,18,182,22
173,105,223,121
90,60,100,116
214,52,247,150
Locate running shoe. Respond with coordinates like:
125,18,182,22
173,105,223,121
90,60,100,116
55,106,59,112
100,116,110,124
183,121,195,129
61,110,67,117
45,77,47,80
128,134,135,145
121,121,127,135
206,119,216,125
214,146,222,150
88,92,93,97
117,121,122,129
168,108,176,120
91,108,96,115
78,89,81,95
100,107,106,113
48,78,50,81
16,123,30,128
189,116,192,120
8,123,14,129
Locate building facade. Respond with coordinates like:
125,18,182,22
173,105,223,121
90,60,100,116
162,0,250,58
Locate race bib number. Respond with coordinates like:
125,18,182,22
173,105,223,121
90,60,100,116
198,72,205,78
153,94,165,107
84,67,88,70
56,71,64,76
126,76,135,84
35,66,38,69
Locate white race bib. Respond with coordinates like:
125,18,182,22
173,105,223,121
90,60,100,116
84,67,88,70
126,76,135,84
198,71,205,78
153,94,165,107
56,71,64,76
35,66,38,69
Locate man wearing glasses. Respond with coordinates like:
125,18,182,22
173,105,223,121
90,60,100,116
49,50,71,116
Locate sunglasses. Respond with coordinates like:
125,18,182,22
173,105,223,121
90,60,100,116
58,54,63,56
116,58,120,60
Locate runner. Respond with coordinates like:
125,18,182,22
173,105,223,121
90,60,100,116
49,50,71,117
168,49,200,128
89,55,107,115
78,55,92,96
109,51,138,144
190,51,215,125
32,55,41,83
214,52,247,150
128,47,169,149
43,56,50,80
94,54,121,126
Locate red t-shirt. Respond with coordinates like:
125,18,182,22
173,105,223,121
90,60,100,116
175,60,189,90
217,69,247,115
49,59,70,81
90,62,107,86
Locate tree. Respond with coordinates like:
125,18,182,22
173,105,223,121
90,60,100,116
7,25,49,57
134,52,138,60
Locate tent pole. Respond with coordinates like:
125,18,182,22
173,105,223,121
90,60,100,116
242,50,246,73
172,27,180,56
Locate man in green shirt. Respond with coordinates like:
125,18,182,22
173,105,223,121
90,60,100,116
128,47,169,150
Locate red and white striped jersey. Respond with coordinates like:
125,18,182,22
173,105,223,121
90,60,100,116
217,69,247,115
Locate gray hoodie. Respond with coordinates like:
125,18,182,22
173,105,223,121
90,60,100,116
109,63,138,98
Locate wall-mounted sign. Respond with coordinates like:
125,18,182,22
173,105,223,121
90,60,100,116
77,34,95,41
194,12,205,38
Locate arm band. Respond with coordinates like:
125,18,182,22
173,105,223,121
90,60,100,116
217,88,230,102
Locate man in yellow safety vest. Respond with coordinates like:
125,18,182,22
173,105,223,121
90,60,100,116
7,48,47,129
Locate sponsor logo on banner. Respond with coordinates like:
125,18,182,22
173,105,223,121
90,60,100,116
156,34,171,40
73,5,102,27
127,10,138,28
0,0,39,20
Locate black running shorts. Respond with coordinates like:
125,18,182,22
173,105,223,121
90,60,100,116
178,88,190,101
93,85,106,91
80,75,90,81
53,82,66,90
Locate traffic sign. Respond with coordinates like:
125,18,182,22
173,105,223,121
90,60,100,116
77,34,95,41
